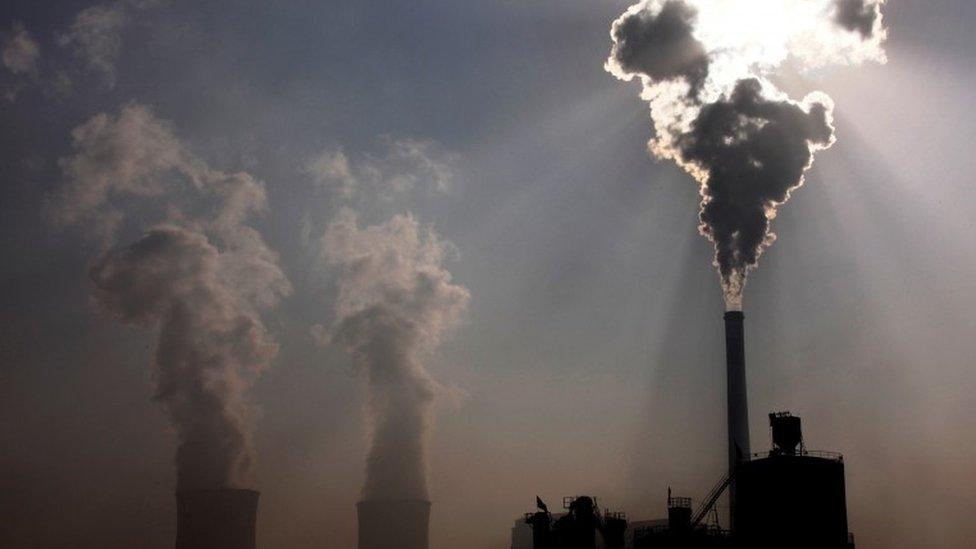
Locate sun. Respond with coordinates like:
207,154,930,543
657,0,885,98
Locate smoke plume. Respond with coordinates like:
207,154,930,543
57,1,148,87
2,23,40,76
54,104,290,490
306,136,456,200
606,0,887,309
833,0,883,38
320,208,469,501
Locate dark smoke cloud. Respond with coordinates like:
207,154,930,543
676,79,834,303
54,104,290,490
320,208,469,501
833,0,882,38
91,226,278,490
606,0,709,94
606,1,887,309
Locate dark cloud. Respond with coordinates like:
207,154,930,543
675,78,834,303
91,225,279,490
607,0,709,94
833,0,881,38
605,0,889,308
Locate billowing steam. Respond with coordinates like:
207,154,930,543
2,22,40,76
606,0,887,309
53,104,290,490
320,208,469,501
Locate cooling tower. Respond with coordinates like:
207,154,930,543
175,489,259,549
357,499,431,549
724,310,750,531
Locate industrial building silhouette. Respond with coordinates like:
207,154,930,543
513,412,852,549
512,312,856,549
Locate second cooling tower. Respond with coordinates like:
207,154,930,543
175,489,259,549
357,499,431,549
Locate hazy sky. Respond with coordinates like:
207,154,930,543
1,1,975,548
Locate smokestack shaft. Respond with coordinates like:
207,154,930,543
724,311,750,530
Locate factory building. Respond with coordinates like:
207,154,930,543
735,413,852,549
512,312,856,549
515,496,628,549
514,413,853,549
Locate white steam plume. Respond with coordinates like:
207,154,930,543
320,208,469,501
57,1,151,87
2,23,40,76
606,0,887,310
306,136,456,200
53,104,290,490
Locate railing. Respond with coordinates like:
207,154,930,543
748,449,844,461
690,471,732,528
562,495,598,509
632,524,669,536
668,496,692,509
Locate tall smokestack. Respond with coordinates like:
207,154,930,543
357,500,431,549
724,310,750,531
175,489,259,549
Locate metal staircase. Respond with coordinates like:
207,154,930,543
690,471,733,528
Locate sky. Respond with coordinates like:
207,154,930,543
1,1,975,548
